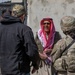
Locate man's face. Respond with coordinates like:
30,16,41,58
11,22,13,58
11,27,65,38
43,21,51,33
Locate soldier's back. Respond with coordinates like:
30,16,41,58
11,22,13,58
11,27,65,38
52,35,75,75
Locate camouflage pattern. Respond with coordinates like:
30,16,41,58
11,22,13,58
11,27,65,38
51,16,75,75
51,35,75,75
60,16,75,32
12,4,25,17
67,43,75,72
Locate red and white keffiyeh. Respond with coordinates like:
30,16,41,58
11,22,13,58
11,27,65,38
38,18,55,51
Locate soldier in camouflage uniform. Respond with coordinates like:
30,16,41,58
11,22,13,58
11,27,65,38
51,16,75,75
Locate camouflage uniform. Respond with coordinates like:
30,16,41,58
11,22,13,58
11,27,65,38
51,16,75,75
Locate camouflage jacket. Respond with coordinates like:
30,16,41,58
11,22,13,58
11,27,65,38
51,35,75,71
51,35,74,62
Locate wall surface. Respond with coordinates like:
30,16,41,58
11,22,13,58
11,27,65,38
27,0,75,37
11,0,22,3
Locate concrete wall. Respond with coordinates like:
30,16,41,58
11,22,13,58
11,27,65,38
27,0,75,37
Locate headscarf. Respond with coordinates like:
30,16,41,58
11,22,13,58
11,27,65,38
38,18,55,51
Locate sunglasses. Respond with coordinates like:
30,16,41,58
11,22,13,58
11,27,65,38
43,22,50,25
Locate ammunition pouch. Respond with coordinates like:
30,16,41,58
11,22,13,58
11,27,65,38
54,56,68,71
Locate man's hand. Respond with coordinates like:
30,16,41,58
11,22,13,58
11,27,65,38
43,49,52,53
39,52,48,60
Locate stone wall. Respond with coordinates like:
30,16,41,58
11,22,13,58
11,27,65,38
27,0,75,37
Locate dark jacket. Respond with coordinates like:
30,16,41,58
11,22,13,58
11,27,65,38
0,15,39,75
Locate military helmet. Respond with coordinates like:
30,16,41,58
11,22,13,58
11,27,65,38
60,16,75,32
12,4,25,17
